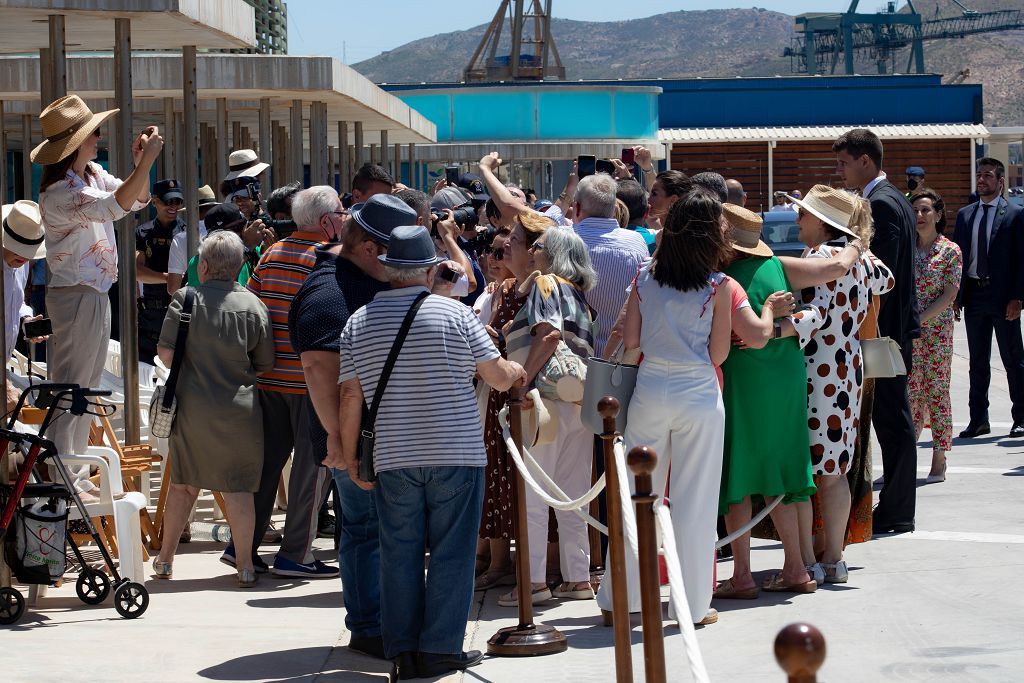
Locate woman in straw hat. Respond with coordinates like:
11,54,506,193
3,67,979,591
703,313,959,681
595,188,733,626
715,202,819,599
33,94,163,467
775,184,894,585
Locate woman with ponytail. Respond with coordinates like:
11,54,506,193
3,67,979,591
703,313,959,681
773,185,894,586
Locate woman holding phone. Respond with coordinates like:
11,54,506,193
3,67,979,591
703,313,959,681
35,94,163,475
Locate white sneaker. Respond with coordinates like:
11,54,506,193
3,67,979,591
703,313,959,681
823,560,848,584
806,563,825,585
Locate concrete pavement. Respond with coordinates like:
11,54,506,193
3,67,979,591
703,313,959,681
3,320,1023,681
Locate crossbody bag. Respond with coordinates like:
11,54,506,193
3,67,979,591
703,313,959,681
148,287,195,438
357,291,430,483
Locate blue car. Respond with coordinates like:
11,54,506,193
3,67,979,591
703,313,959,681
759,210,805,258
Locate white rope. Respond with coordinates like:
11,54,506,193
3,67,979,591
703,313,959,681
614,438,640,562
499,408,608,533
656,503,711,683
715,495,784,549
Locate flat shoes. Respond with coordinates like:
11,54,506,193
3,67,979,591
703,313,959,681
713,578,759,600
762,573,816,593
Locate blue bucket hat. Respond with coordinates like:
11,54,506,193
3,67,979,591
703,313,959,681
906,166,926,177
378,226,446,269
350,193,418,244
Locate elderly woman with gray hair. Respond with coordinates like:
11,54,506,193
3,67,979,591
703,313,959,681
152,230,275,587
500,225,598,607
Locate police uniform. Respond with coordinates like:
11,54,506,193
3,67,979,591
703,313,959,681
136,179,185,364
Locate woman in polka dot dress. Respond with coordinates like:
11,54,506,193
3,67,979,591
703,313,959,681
777,185,894,584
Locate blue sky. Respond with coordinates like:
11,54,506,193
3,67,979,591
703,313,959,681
287,0,856,64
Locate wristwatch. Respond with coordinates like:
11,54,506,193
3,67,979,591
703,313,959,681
773,321,783,339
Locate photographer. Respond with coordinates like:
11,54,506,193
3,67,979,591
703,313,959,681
224,176,289,244
430,187,482,302
176,203,271,288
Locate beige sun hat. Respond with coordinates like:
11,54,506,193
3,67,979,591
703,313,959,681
223,149,270,181
197,185,218,207
787,184,860,239
723,203,773,258
521,388,558,448
30,95,119,166
2,201,46,261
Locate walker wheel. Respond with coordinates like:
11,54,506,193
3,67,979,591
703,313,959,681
113,581,148,619
0,587,25,625
76,569,110,605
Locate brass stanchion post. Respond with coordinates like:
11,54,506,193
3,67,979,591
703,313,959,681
487,388,567,656
628,445,666,683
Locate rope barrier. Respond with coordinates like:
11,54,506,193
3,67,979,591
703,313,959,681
715,495,783,549
655,502,711,683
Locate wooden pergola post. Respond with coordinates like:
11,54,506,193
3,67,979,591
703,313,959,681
183,46,200,260
338,121,350,191
354,121,364,169
258,97,272,185
289,99,303,186
114,17,140,443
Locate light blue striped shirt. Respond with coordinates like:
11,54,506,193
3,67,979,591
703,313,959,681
571,217,650,355
338,286,500,472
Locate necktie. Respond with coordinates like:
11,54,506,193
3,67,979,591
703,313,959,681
977,204,991,279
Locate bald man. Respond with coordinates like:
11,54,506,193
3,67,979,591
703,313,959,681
726,179,746,207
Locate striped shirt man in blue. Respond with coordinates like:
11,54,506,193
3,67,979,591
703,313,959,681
570,173,650,356
337,226,525,672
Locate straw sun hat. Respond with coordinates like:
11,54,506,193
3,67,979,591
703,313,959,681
723,203,773,258
787,184,861,239
30,95,119,166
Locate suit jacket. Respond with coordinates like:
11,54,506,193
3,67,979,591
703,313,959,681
867,178,920,344
952,197,1024,310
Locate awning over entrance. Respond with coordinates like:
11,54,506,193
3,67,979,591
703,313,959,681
659,124,990,144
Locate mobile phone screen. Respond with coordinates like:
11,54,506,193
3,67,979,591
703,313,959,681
621,148,635,165
595,159,615,175
23,318,53,338
445,166,460,186
577,155,596,179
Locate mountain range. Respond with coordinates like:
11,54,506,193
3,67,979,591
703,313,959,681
352,1,1024,126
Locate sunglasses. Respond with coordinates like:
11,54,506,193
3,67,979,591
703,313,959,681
484,247,504,261
91,128,102,138
528,242,546,252
162,198,184,207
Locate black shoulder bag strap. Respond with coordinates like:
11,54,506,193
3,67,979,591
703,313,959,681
161,287,196,409
359,290,430,479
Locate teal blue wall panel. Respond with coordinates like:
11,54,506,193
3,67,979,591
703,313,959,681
613,91,659,138
399,94,453,141
452,91,536,141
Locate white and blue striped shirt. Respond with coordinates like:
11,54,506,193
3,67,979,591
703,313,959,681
338,286,500,472
571,217,650,355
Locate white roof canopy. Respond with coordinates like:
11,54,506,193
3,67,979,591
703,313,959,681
660,124,990,144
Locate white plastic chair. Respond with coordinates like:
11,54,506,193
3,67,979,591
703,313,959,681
59,446,147,583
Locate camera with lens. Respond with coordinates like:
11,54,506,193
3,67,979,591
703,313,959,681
430,205,479,234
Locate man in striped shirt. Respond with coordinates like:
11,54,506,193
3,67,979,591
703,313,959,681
238,185,346,578
338,226,526,677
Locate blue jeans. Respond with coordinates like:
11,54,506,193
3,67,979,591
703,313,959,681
375,466,484,657
330,467,381,640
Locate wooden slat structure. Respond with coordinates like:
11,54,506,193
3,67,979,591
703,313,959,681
667,126,986,231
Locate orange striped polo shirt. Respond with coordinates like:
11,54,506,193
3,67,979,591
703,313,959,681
246,231,323,393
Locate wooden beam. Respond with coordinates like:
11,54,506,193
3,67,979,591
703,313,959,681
162,97,175,179
114,17,140,445
216,97,228,185
338,121,350,191
354,121,364,168
290,99,303,186
48,15,67,101
183,45,200,259
0,101,6,204
380,129,389,174
258,97,271,183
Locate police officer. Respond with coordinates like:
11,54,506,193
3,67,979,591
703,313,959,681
135,178,185,364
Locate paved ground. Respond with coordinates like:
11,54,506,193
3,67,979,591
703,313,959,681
3,321,1023,682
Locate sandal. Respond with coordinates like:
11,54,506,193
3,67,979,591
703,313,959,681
238,568,258,588
762,572,816,593
552,581,594,600
152,558,173,579
475,568,516,591
712,578,759,600
498,585,552,607
475,554,490,577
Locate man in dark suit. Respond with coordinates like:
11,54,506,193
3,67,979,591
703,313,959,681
952,157,1024,439
834,129,920,534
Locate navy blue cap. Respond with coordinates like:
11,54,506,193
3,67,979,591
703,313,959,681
153,178,184,202
350,193,419,244
906,166,925,177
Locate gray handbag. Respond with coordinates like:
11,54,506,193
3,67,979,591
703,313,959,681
581,350,639,435
861,297,906,379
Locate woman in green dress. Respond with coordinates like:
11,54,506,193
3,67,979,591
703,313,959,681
715,204,819,597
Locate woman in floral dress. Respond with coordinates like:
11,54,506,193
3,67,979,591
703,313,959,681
475,227,525,590
909,188,962,483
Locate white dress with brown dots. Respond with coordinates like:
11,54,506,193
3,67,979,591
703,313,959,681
790,242,895,476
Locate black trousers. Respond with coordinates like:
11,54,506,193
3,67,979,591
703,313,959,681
963,281,1024,424
138,306,167,366
872,341,918,527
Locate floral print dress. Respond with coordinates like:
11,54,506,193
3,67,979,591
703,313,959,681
909,235,963,451
791,242,895,476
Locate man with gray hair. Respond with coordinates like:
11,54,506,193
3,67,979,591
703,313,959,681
231,185,349,578
571,172,649,356
338,225,526,677
691,171,729,202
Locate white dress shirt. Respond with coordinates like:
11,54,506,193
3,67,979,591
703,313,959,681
167,219,208,275
4,261,33,358
863,171,888,198
38,162,149,293
967,198,1000,278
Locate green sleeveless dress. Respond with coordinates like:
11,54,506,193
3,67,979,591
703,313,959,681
719,256,816,514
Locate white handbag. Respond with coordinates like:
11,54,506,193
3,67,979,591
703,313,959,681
861,297,906,379
148,287,195,438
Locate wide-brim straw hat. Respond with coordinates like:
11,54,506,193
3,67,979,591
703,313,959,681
2,200,46,260
723,203,773,258
31,95,119,166
224,149,270,181
787,184,860,239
